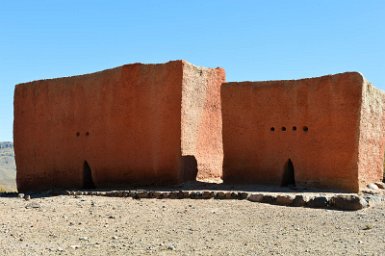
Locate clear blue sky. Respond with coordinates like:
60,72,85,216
1,1,384,141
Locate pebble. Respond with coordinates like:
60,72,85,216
70,244,81,249
276,195,295,206
367,183,379,190
374,182,385,189
307,196,328,208
292,195,309,207
330,195,368,210
247,194,264,202
25,202,41,209
167,244,176,250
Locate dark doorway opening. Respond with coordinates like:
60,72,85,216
182,155,198,182
281,159,296,187
83,161,96,189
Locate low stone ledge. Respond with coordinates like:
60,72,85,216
62,189,374,211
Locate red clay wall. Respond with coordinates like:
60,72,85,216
14,61,184,192
181,62,225,181
222,72,366,192
357,80,385,190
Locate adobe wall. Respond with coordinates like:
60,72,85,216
181,62,225,180
14,61,184,192
222,72,365,192
357,80,385,190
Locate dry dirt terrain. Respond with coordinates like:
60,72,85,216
1,196,385,256
0,142,16,191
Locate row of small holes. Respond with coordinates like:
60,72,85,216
271,126,308,132
76,132,90,137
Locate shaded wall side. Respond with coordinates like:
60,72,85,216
357,81,385,189
181,63,225,180
14,80,86,191
14,62,183,192
222,73,362,192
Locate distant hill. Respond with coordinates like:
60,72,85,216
0,142,16,191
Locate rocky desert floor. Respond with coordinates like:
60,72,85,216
1,195,385,256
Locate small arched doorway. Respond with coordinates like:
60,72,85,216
83,161,96,189
281,159,296,187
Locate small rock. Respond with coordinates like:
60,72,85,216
362,224,373,230
247,194,264,202
230,192,239,199
292,195,310,207
261,195,276,204
153,191,162,199
374,182,385,189
160,192,170,198
168,191,179,199
174,191,184,199
24,195,31,201
330,195,368,211
137,190,149,199
70,245,80,250
167,244,176,250
361,188,381,195
181,191,190,198
276,195,295,206
367,183,379,190
214,191,226,199
231,192,248,200
190,191,203,199
364,194,383,206
223,191,232,199
18,193,24,199
307,196,329,208
79,237,89,241
25,202,41,209
238,192,249,200
112,236,118,240
202,191,214,199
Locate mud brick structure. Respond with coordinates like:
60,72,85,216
222,72,385,192
14,60,225,192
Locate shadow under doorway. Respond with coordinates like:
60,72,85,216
281,159,296,187
83,161,96,189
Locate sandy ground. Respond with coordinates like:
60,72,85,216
0,146,16,192
0,196,385,256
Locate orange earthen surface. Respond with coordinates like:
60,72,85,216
14,60,385,193
222,72,385,192
14,60,225,192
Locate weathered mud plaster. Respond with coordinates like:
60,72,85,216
222,72,385,192
14,60,225,192
357,80,385,190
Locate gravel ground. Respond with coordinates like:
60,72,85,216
1,196,385,256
